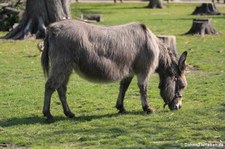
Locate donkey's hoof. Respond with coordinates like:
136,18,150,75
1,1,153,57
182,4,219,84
65,112,75,118
143,106,154,114
44,112,53,120
146,108,154,114
118,108,126,114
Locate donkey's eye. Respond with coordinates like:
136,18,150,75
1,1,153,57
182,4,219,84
180,85,185,89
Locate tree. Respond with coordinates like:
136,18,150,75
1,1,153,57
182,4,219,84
147,0,164,9
1,0,71,40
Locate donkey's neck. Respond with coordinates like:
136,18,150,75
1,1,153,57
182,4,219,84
156,41,178,77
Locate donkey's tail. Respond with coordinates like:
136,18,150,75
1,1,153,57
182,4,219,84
41,32,50,78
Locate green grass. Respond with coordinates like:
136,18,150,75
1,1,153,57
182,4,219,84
1,2,225,148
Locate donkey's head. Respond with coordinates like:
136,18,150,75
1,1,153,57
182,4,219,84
158,51,188,110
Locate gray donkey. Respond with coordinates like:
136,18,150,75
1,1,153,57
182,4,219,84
41,20,187,119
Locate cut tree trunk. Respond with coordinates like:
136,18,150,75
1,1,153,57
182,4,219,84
185,18,218,36
192,3,223,15
80,14,101,22
1,6,20,15
157,35,176,52
147,0,164,9
87,15,101,22
114,0,123,3
157,35,178,58
1,0,71,40
212,0,220,3
213,0,225,3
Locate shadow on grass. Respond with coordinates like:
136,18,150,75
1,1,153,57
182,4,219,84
73,3,147,16
0,111,146,127
75,5,146,16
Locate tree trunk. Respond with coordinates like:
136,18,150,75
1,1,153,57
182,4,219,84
192,3,223,15
147,0,164,9
185,18,218,36
1,0,71,40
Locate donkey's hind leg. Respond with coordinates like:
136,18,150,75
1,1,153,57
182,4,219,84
137,74,154,114
43,63,73,119
57,72,75,118
116,76,133,114
43,76,58,119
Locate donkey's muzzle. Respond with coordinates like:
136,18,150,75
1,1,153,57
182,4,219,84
168,97,182,110
168,103,182,110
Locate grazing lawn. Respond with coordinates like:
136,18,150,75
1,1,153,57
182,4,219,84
0,2,225,148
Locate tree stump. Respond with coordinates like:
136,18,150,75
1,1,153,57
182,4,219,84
157,35,178,57
1,0,71,40
212,0,225,3
212,0,220,3
192,3,223,15
147,0,164,9
81,14,101,22
185,18,218,36
114,0,123,3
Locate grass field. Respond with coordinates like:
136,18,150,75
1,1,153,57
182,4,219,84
1,2,225,148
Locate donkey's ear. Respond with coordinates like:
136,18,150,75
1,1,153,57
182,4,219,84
178,51,188,72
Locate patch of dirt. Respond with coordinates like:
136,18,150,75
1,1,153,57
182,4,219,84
186,64,209,75
0,143,14,148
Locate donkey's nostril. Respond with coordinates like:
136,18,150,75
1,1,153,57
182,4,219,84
175,105,181,110
179,105,182,109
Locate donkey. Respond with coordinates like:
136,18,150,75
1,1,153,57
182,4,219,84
41,20,187,119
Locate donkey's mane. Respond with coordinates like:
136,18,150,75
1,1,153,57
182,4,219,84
156,40,179,77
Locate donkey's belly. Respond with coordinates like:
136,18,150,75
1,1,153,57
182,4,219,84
75,59,131,83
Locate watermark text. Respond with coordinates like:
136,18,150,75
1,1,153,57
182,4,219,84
183,143,224,148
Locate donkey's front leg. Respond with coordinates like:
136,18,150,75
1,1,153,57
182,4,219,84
137,75,154,114
116,76,133,114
